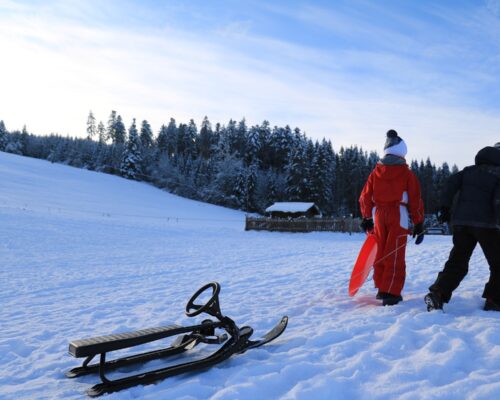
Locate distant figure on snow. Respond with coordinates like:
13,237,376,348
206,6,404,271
425,144,500,312
359,130,425,306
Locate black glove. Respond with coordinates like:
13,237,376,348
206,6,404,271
360,218,374,233
412,222,425,245
437,206,451,224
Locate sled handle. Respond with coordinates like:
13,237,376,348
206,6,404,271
185,282,223,319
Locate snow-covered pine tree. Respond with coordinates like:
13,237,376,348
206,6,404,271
309,140,334,214
198,116,213,159
157,124,169,154
309,142,322,203
286,143,308,201
97,121,106,144
120,118,143,180
434,162,451,211
177,123,187,156
0,120,6,150
185,119,198,159
270,126,284,171
217,119,238,160
246,164,258,211
234,169,247,207
301,139,315,200
420,157,435,211
165,118,178,158
86,111,97,140
339,146,364,216
410,159,419,174
140,120,154,148
245,125,260,167
213,122,221,151
322,139,337,216
265,172,278,207
114,115,126,144
235,119,247,159
106,111,117,143
256,121,272,169
47,139,68,163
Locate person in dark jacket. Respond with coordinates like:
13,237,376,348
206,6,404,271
425,145,500,311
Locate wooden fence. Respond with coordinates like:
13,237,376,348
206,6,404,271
245,216,363,233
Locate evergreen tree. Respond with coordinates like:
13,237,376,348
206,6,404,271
185,119,198,158
177,123,187,156
47,139,68,163
309,140,334,214
157,124,169,154
235,119,247,158
0,120,6,150
245,125,260,166
266,173,278,206
286,144,308,201
165,118,178,157
410,159,419,173
422,157,435,211
198,116,213,159
322,140,337,215
433,162,451,213
246,164,258,211
140,120,154,148
271,125,292,171
120,118,143,180
114,115,126,144
217,120,236,159
86,111,97,140
234,169,247,207
213,122,221,151
256,121,272,169
97,121,106,144
106,110,117,143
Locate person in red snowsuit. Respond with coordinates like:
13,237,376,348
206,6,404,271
359,130,425,305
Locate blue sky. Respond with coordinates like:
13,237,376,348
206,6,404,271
1,0,499,167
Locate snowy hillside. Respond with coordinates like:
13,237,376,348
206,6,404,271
0,151,499,400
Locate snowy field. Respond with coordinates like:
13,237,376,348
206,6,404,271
1,151,499,400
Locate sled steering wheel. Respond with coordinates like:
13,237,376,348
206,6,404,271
186,282,222,318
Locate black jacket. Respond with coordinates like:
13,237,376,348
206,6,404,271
442,146,500,230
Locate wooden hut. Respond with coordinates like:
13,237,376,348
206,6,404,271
245,202,361,232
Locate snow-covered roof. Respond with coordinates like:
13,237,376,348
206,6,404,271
265,202,318,213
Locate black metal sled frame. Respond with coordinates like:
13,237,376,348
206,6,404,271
66,282,288,397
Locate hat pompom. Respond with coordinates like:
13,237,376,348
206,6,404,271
384,129,407,157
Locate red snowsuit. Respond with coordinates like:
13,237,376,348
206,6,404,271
359,163,424,296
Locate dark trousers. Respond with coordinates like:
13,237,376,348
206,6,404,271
429,225,500,303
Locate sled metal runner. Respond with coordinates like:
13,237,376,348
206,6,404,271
66,282,288,397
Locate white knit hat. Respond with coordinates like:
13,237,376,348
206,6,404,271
384,130,407,158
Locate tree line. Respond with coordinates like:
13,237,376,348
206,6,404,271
0,113,458,217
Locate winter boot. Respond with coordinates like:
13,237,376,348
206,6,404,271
484,298,500,311
424,291,443,311
376,291,389,300
382,294,403,306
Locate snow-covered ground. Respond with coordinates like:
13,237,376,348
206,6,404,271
1,151,499,400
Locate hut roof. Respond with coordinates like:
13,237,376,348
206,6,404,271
265,202,318,213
